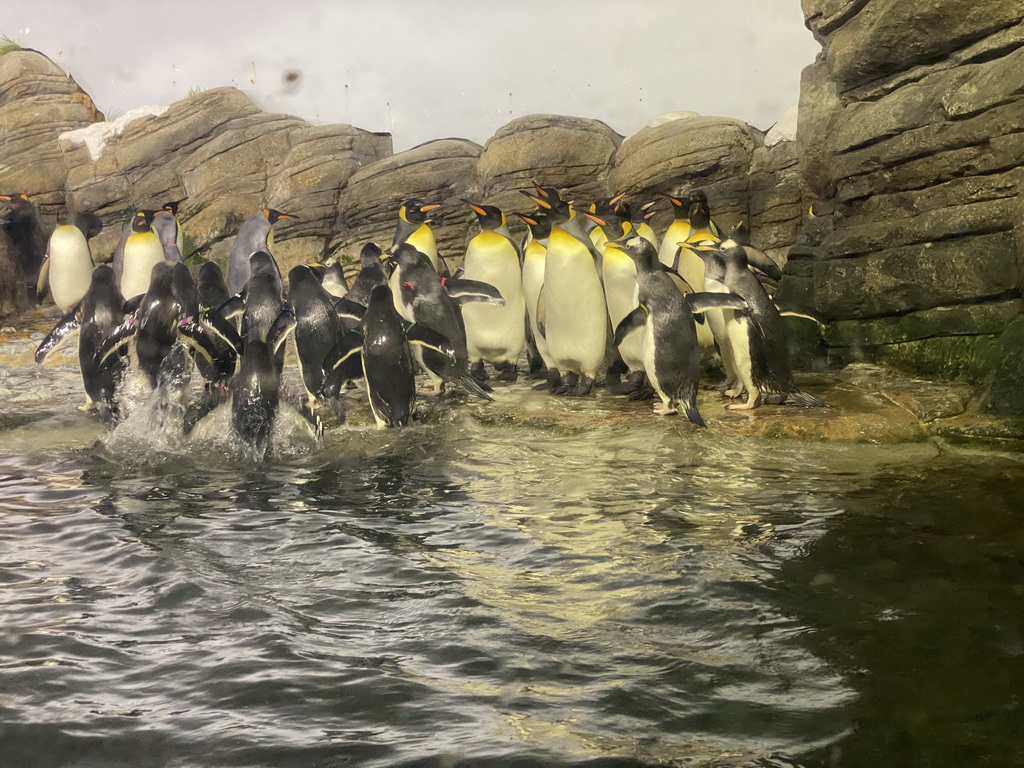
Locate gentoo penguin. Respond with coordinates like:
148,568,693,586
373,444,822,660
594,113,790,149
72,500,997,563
120,210,166,301
610,238,747,424
152,199,186,262
720,220,783,285
514,211,554,377
230,323,296,460
226,208,298,295
287,264,343,407
35,264,127,423
460,202,523,383
0,193,48,302
220,250,288,374
38,208,95,312
529,193,607,396
325,284,457,428
695,243,825,410
172,261,240,386
390,243,496,400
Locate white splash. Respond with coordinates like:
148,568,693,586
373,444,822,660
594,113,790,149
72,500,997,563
765,105,799,147
59,105,169,161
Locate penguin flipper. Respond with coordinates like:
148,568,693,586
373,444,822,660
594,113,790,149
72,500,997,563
34,304,81,363
267,308,297,354
444,278,505,306
324,332,364,382
614,305,649,347
775,302,827,327
536,283,547,339
201,308,244,353
686,292,748,315
661,263,696,295
35,257,50,303
217,295,245,320
177,317,236,379
122,295,144,315
334,296,367,323
97,317,139,367
744,248,783,282
406,323,457,364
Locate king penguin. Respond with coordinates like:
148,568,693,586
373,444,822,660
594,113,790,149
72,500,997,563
0,193,49,303
120,210,166,301
388,199,443,319
460,202,523,383
529,193,607,395
153,199,186,262
226,208,298,295
38,208,95,313
514,211,555,377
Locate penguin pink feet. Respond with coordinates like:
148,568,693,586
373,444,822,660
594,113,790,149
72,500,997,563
653,401,678,416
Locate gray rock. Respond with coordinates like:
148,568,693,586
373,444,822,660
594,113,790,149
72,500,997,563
331,139,483,268
0,50,103,207
837,362,973,422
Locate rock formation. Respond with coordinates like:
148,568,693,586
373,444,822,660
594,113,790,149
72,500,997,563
1,3,1022,414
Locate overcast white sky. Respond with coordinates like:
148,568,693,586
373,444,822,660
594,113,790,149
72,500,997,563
7,0,820,152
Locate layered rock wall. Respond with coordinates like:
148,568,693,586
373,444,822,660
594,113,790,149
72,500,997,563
786,1,1024,409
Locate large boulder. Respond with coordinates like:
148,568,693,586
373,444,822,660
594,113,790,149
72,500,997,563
475,114,622,214
609,114,763,234
331,138,482,269
0,50,103,208
59,87,391,266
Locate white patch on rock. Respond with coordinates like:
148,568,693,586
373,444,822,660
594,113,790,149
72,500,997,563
765,105,799,147
642,111,702,129
59,105,169,161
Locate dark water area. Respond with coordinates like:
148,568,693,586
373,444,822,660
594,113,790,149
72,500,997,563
0,385,1022,768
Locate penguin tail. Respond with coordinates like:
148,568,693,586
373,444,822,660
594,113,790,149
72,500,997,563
459,374,494,401
682,399,707,428
789,389,828,408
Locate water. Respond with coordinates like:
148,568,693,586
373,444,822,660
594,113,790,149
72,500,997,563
1,366,1022,767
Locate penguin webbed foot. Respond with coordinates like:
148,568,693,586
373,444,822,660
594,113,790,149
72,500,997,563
470,360,489,384
494,361,518,382
653,401,678,416
553,370,577,395
563,375,594,397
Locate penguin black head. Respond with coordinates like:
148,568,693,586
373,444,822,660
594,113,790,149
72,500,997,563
688,242,727,281
368,283,394,308
400,199,440,224
171,261,200,318
513,211,551,241
606,236,658,273
0,193,33,210
359,242,384,266
131,210,158,232
464,201,505,230
263,208,298,225
727,220,751,247
162,199,186,216
56,208,74,226
287,264,319,290
249,249,278,277
688,188,708,204
392,242,428,268
687,200,712,229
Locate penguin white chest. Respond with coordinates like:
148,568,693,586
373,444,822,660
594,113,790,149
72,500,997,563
543,229,607,376
121,233,166,300
461,232,525,363
48,226,94,312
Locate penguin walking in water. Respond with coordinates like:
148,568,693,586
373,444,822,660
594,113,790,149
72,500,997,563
287,264,344,407
226,208,298,295
172,262,240,387
610,237,747,425
695,243,826,410
221,250,288,373
37,208,95,313
119,210,166,301
389,243,499,400
514,211,554,378
529,192,608,396
324,284,457,428
35,264,128,423
197,260,232,313
0,193,49,303
460,202,523,383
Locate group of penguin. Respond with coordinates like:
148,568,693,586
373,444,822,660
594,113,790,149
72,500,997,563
5,183,824,456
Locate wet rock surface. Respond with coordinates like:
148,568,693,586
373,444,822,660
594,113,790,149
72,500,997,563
3,308,1021,447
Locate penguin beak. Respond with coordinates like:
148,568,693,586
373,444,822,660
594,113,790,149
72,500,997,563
604,241,625,252
467,203,488,217
667,196,683,207
419,204,441,214
609,191,627,206
583,213,607,227
528,195,552,211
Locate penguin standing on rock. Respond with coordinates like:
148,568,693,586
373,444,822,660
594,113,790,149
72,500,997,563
610,237,747,425
226,208,298,294
695,243,826,410
37,208,95,312
0,193,49,302
460,202,524,383
119,210,166,301
35,264,127,423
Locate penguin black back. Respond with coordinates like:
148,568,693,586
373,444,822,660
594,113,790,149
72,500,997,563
346,242,388,308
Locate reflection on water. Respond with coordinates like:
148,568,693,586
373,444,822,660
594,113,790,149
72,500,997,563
0,384,1021,767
